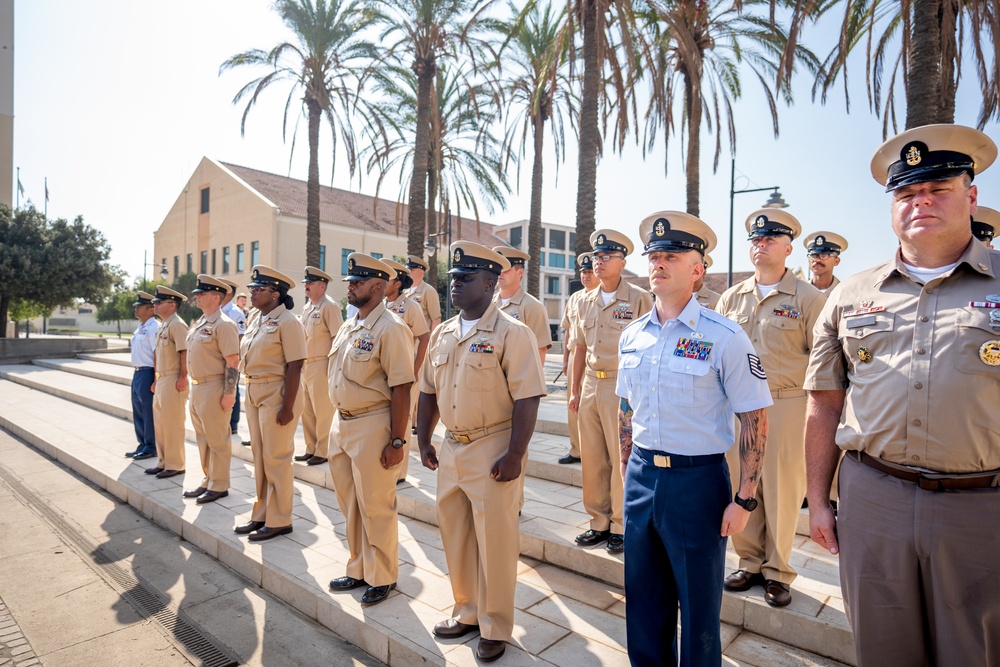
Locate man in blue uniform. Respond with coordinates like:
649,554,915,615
617,211,772,667
126,291,159,461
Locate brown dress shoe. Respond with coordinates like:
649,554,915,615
764,580,792,607
234,520,265,535
247,525,293,542
477,638,506,662
306,456,328,466
156,469,184,479
432,618,479,639
183,486,207,499
144,467,164,475
196,490,229,505
723,570,765,592
294,453,312,462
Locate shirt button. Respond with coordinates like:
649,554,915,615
652,386,657,392
925,288,933,294
919,316,929,322
685,365,690,370
916,348,926,355
914,382,923,389
912,419,921,427
911,455,920,461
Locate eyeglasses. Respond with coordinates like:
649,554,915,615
808,252,838,260
592,253,624,263
249,286,275,295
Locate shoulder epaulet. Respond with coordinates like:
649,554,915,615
700,308,742,334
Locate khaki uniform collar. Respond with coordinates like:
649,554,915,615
450,303,501,342
883,238,996,287
737,268,797,296
352,301,388,331
497,285,526,306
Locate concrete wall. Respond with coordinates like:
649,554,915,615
0,337,108,364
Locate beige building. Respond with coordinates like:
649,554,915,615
153,158,504,307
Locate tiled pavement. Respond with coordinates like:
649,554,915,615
0,596,41,667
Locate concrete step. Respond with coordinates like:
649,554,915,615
0,379,853,666
0,367,855,665
77,351,134,366
32,357,133,385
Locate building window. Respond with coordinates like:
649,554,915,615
211,249,217,274
236,244,244,272
222,247,230,274
319,245,326,272
341,248,355,274
569,255,576,270
540,251,545,266
549,253,565,269
186,253,193,274
549,229,566,250
509,226,523,248
546,276,561,295
371,252,383,260
251,241,259,266
200,187,210,214
200,251,207,273
173,256,179,278
569,232,577,250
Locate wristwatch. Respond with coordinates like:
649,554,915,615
734,493,758,512
390,437,406,450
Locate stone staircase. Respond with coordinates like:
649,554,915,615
0,351,854,666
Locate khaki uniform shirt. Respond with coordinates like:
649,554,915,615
186,311,240,379
561,289,587,349
696,285,722,310
495,286,552,349
805,241,1000,473
301,295,344,359
386,294,430,339
420,305,547,432
240,305,307,378
156,313,188,373
574,280,653,372
717,270,826,392
406,280,442,328
812,274,841,294
329,302,415,411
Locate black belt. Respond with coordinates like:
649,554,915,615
134,366,153,371
849,451,1000,492
634,448,724,469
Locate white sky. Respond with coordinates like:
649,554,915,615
9,0,1000,285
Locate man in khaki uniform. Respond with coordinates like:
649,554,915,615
803,232,848,294
296,266,343,466
694,255,722,309
558,253,598,464
418,242,546,663
569,229,653,554
147,286,189,479
972,205,998,248
492,246,553,365
383,259,430,483
326,254,414,606
717,209,826,607
183,275,240,504
805,125,1000,665
405,256,442,329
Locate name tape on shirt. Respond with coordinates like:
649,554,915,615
748,353,767,380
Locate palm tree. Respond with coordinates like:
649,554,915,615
499,1,576,297
640,0,815,216
220,0,378,266
367,0,502,258
810,0,999,132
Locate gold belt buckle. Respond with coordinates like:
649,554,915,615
595,370,608,379
654,454,671,468
191,379,200,385
340,410,354,419
154,372,161,379
454,433,472,444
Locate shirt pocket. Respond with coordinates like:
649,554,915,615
761,315,802,354
464,353,498,392
838,312,894,377
955,311,1000,377
666,357,711,407
619,351,643,390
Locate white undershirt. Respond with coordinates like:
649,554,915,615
902,260,959,284
460,317,481,337
757,282,779,299
500,297,511,307
601,290,616,306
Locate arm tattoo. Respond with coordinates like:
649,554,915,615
224,367,239,395
737,408,768,486
618,398,634,459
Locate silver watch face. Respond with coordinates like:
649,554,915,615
391,438,405,449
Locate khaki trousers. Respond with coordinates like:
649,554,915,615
246,379,303,527
189,380,231,492
398,382,420,482
566,349,581,458
437,428,520,641
329,408,399,586
153,372,187,472
726,393,806,584
578,374,624,534
301,359,334,458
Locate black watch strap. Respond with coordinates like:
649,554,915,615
390,437,406,449
734,493,758,511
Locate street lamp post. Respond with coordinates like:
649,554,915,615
424,210,453,319
728,157,789,287
142,250,169,292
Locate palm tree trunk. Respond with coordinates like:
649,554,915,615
0,294,8,338
528,112,545,298
407,59,436,257
306,95,322,266
906,0,943,129
938,0,958,123
575,0,601,258
426,160,439,288
684,70,702,217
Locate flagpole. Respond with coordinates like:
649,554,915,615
15,167,19,209
44,177,48,217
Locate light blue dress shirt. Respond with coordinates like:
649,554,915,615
130,318,157,368
222,302,247,335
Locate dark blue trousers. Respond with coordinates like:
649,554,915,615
131,367,156,455
623,447,731,667
230,384,241,432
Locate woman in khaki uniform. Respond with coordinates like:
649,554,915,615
236,265,307,542
149,286,189,479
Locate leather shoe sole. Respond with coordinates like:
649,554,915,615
183,486,207,499
575,529,611,546
764,580,792,607
293,453,312,462
234,520,265,535
360,583,396,605
247,525,293,542
156,469,184,479
329,576,368,591
144,467,164,475
477,638,506,662
723,570,766,592
196,490,229,505
557,454,581,465
306,456,328,466
432,619,479,639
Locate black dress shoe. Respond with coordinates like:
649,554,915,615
234,520,265,535
306,456,328,466
764,580,792,607
156,469,184,479
125,451,138,458
294,453,312,462
477,638,506,662
144,467,164,475
558,454,581,464
606,533,625,554
361,583,396,605
241,440,251,447
723,570,766,592
183,486,208,499
196,490,229,505
432,618,479,639
575,529,611,546
411,426,418,436
132,452,156,461
247,525,293,542
329,576,368,591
